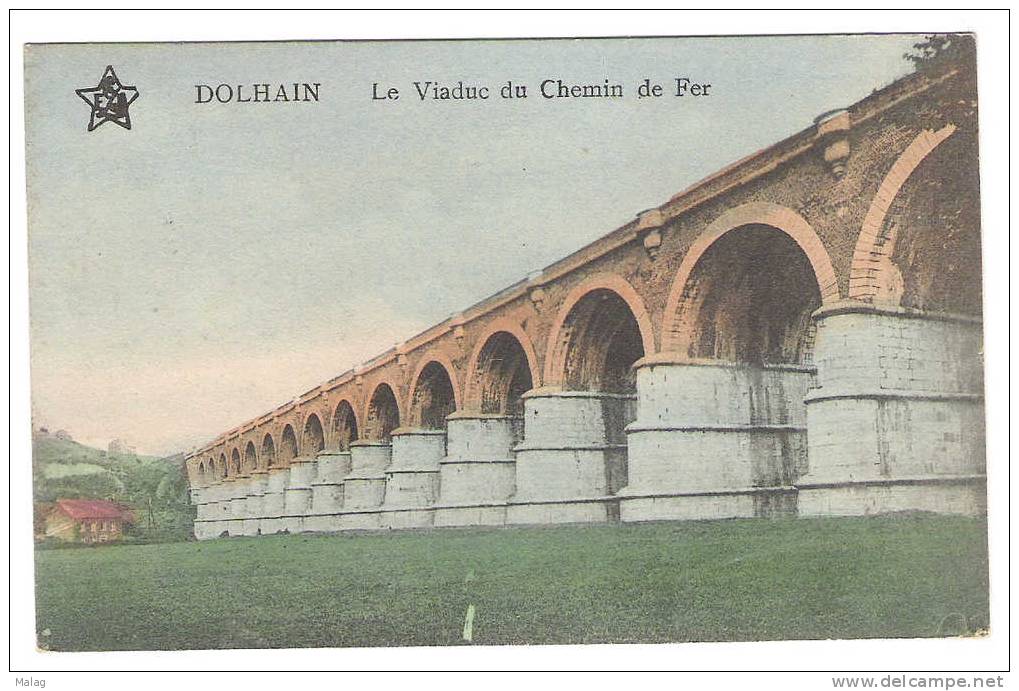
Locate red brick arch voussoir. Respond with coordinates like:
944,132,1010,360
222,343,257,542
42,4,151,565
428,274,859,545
662,201,839,354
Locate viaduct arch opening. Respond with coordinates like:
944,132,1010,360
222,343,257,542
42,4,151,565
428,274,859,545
558,289,647,394
332,400,359,451
561,288,646,493
260,434,276,470
629,220,827,509
279,425,299,466
365,383,400,442
674,224,821,365
302,413,325,457
472,331,535,418
410,361,457,430
244,441,257,474
531,283,651,500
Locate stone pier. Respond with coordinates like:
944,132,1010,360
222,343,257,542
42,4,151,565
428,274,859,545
305,450,350,532
380,428,445,529
620,355,810,522
260,468,288,535
282,459,316,533
228,476,251,536
797,302,986,516
508,389,634,525
341,440,391,529
433,413,519,526
242,470,268,536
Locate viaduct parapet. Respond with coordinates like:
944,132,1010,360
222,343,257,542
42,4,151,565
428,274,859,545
185,62,985,539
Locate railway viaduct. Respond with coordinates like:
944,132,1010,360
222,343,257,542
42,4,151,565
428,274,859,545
185,61,985,539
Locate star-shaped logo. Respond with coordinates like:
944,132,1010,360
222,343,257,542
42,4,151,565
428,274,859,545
75,66,140,132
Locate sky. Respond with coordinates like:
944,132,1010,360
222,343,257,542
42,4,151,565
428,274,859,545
25,35,921,455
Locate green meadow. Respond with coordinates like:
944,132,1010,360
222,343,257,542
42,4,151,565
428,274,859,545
34,514,989,651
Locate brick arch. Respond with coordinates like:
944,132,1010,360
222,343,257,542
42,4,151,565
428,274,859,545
329,398,361,450
407,354,461,428
243,440,258,473
543,273,656,388
278,424,299,466
230,447,242,476
849,124,958,304
362,379,404,441
464,318,541,411
302,412,326,456
217,452,227,479
662,202,839,353
259,432,276,470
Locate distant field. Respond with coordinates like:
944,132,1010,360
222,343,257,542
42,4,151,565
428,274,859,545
33,435,156,467
40,462,110,479
34,514,989,651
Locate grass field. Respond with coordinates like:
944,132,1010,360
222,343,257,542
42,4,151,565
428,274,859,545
34,514,989,651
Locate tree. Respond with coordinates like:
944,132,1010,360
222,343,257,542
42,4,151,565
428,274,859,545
905,34,977,73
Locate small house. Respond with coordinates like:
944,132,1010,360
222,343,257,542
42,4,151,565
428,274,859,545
44,499,134,544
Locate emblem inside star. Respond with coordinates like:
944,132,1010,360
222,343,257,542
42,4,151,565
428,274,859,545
75,66,140,132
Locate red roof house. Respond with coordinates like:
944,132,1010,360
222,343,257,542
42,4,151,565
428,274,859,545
44,499,134,544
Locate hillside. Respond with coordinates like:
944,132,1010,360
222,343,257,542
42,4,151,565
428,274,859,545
33,434,195,542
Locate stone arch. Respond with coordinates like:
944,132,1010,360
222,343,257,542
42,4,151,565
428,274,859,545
218,453,227,479
408,359,459,429
848,125,959,305
278,424,299,466
364,382,402,442
662,202,838,360
243,441,257,473
331,399,359,451
260,433,276,470
230,447,242,476
302,413,325,457
543,273,655,391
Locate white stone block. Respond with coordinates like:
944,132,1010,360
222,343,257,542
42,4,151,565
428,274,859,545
438,461,516,504
506,500,612,525
383,470,440,508
801,304,986,515
344,477,386,510
310,481,344,514
380,507,434,529
445,413,520,460
513,391,633,504
314,451,351,483
349,441,392,475
433,504,508,527
390,428,446,471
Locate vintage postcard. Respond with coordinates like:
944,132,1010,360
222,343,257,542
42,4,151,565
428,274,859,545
18,24,1000,671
